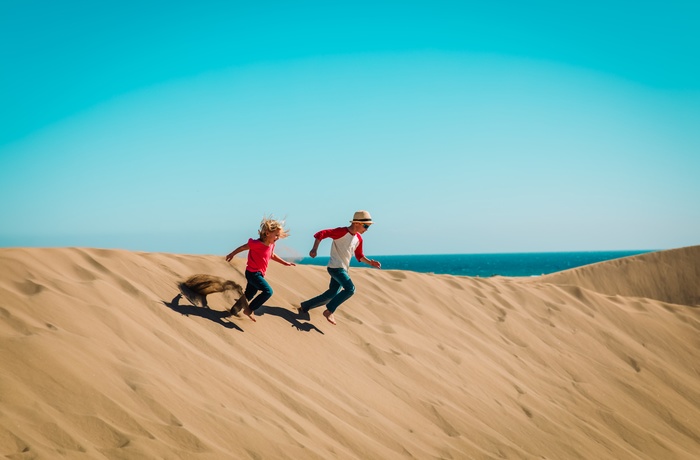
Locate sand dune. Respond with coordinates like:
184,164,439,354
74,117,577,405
538,246,700,306
1,246,699,459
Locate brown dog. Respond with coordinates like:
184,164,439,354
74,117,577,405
178,274,248,314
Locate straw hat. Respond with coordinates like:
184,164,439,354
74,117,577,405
351,210,373,224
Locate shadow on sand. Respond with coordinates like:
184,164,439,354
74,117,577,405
162,294,324,334
252,305,324,334
162,294,244,332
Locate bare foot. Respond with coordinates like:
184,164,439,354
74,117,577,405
243,305,257,322
323,309,336,325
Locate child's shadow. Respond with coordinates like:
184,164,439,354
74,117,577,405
162,294,243,332
255,305,324,334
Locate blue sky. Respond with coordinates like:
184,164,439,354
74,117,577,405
1,1,699,257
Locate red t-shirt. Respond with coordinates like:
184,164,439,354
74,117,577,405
246,238,274,276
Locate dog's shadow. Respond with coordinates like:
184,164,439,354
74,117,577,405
162,294,243,332
255,305,324,334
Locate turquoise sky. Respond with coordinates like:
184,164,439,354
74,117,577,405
1,1,699,256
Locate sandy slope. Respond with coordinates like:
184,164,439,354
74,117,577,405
538,246,700,306
1,246,699,459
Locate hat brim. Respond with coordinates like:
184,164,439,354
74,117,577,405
351,220,373,224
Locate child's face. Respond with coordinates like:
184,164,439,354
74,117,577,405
353,222,371,234
264,228,282,244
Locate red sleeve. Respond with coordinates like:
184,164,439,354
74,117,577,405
354,233,365,262
313,227,349,240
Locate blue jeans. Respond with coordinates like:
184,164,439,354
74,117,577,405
244,270,273,311
301,267,355,313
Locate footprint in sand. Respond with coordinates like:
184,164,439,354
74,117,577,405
70,416,131,450
426,405,460,437
627,356,642,373
38,422,86,452
71,265,99,281
77,249,111,274
521,405,534,419
361,341,386,365
14,280,44,295
445,278,464,290
343,312,363,324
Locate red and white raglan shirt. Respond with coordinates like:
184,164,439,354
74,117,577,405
314,227,364,270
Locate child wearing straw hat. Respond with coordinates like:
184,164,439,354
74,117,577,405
299,210,381,325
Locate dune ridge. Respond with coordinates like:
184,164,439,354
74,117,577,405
538,246,700,306
1,246,699,459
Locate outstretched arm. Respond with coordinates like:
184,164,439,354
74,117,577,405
272,253,296,266
359,256,381,269
225,243,249,262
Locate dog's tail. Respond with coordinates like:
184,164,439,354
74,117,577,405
222,280,244,296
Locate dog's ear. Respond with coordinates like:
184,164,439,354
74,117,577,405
178,282,204,307
223,280,244,294
227,280,244,296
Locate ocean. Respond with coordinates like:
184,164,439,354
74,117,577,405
297,251,653,277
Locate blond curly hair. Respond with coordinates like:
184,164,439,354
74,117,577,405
258,216,289,240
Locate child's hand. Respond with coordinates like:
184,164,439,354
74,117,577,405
309,250,317,258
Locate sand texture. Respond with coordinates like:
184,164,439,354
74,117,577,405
1,246,699,459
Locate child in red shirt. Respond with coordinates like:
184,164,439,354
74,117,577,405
226,217,295,321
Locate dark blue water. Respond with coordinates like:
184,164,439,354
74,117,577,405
298,251,653,277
